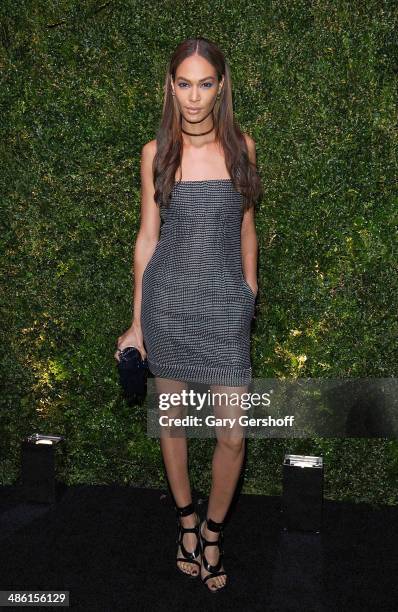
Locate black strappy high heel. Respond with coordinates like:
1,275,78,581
175,502,201,579
199,517,227,592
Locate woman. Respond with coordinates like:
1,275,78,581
115,37,262,592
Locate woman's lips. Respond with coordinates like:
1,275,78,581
186,108,201,114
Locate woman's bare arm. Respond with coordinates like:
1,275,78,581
241,134,258,296
131,140,161,326
114,140,160,361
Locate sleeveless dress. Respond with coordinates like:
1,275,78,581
141,178,256,386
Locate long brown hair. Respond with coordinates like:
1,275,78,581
153,37,263,211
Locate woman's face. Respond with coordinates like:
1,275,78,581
172,55,223,122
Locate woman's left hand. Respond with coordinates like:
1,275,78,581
249,281,258,297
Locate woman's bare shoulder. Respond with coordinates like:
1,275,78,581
242,133,256,164
243,132,255,148
140,140,157,180
141,139,157,157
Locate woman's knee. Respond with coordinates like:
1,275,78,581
216,435,245,454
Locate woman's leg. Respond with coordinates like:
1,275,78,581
200,383,248,590
154,376,200,576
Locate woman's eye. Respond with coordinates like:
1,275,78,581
178,82,213,88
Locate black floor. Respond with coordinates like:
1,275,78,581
0,485,397,611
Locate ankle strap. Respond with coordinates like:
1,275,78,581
175,502,195,517
206,517,224,532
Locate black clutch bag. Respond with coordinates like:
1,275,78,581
116,346,149,404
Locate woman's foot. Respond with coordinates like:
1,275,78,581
200,519,227,591
176,510,201,577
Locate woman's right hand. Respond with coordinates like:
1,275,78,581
114,322,147,363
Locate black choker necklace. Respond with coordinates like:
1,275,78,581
181,125,215,136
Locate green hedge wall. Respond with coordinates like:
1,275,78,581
1,0,397,505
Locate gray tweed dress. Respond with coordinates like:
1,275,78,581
141,178,256,386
